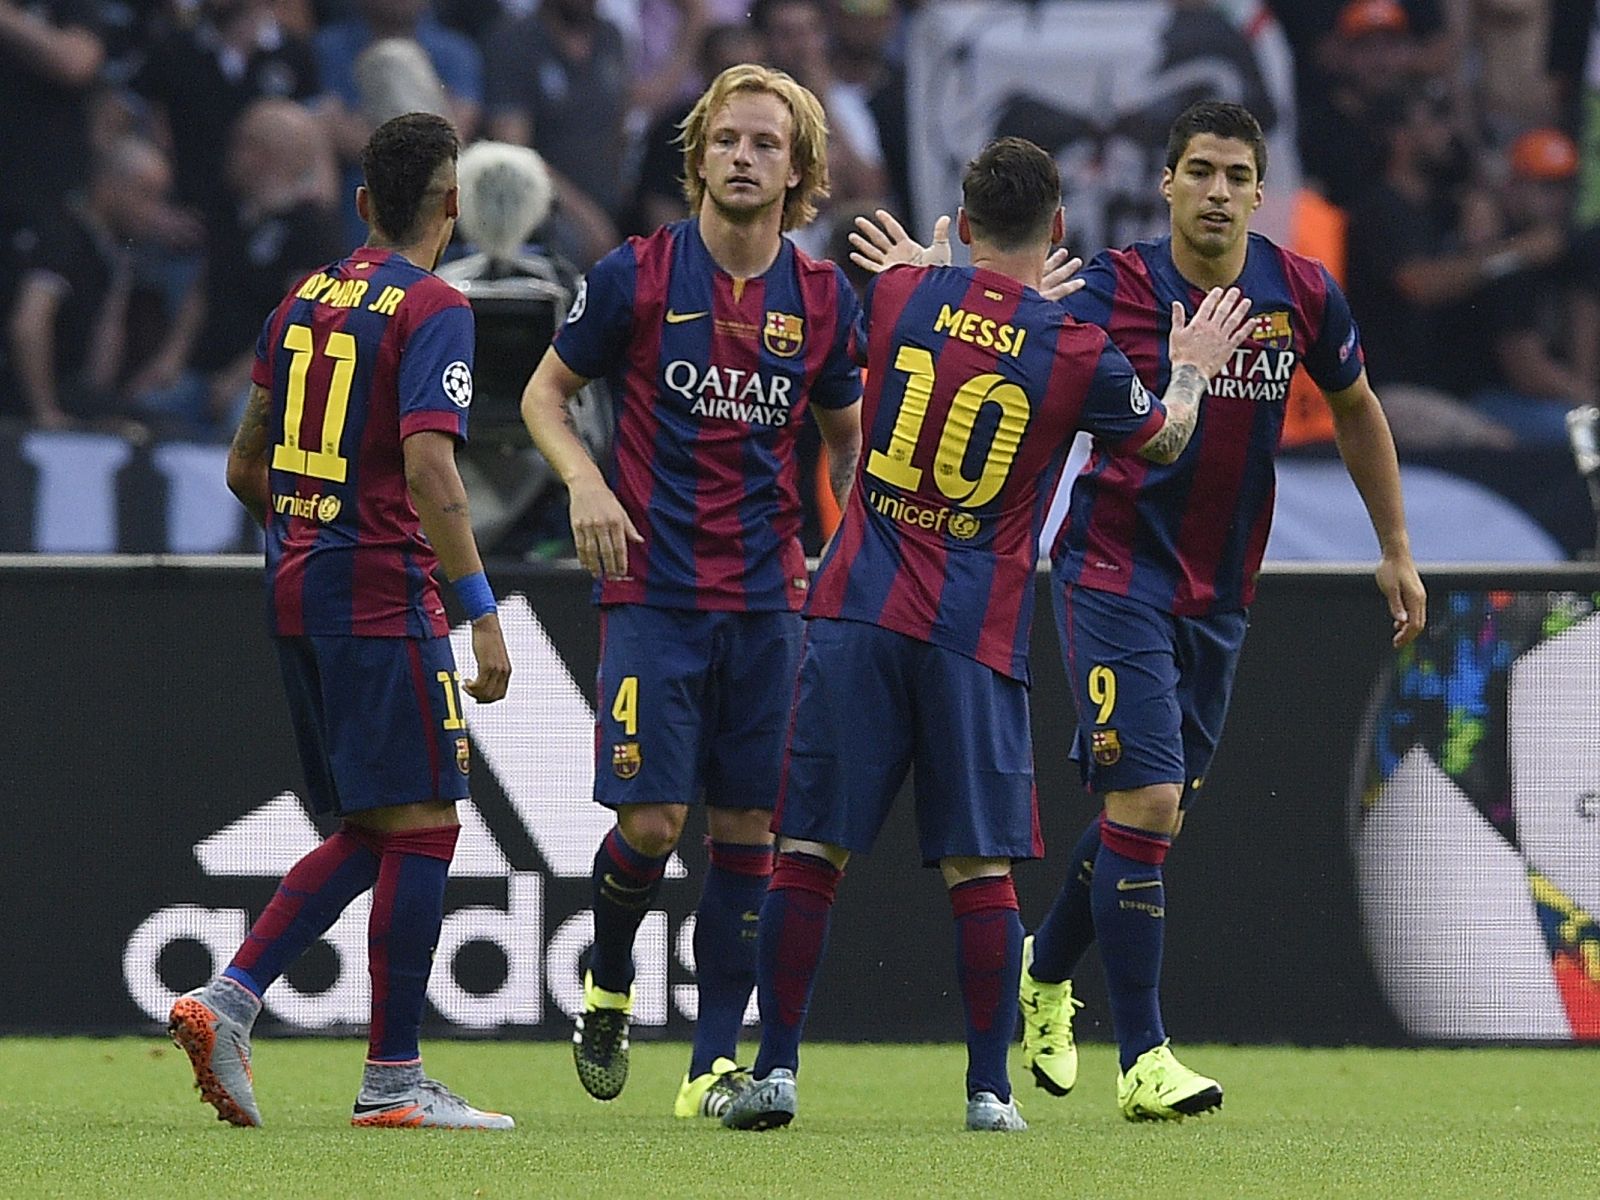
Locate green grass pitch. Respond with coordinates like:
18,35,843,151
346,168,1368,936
2,1038,1596,1198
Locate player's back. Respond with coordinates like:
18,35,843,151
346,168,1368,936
810,264,1161,681
253,246,474,638
1054,233,1363,615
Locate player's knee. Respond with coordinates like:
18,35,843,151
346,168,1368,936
1103,784,1182,836
939,856,1012,889
617,805,688,857
707,806,775,846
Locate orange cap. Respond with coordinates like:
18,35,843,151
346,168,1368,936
1337,0,1409,38
1509,128,1579,181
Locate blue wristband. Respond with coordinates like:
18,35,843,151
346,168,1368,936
454,571,496,621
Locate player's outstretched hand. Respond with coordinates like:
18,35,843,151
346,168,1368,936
1040,247,1086,302
1167,287,1253,380
464,613,511,703
849,210,951,274
568,476,643,580
1376,553,1427,649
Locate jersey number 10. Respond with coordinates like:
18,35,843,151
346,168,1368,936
864,345,1033,509
273,323,355,484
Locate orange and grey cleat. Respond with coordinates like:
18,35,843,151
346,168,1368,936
168,985,263,1127
351,1078,515,1130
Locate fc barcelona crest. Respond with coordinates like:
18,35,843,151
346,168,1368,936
1091,729,1122,766
455,737,471,775
613,741,642,780
1249,310,1293,349
763,311,804,358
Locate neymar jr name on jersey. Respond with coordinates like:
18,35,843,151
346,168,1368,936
932,303,1027,358
293,272,408,316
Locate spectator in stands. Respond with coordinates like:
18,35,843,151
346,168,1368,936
0,0,105,246
4,138,190,432
1453,0,1558,141
318,0,482,242
752,0,888,253
1298,0,1449,208
1345,85,1524,448
630,21,766,235
484,0,705,267
1452,128,1600,446
131,0,322,219
127,99,344,437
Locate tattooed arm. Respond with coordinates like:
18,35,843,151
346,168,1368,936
814,401,863,509
1138,363,1207,466
1139,287,1257,466
225,384,273,526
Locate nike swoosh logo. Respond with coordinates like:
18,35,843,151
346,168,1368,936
665,309,709,323
1115,878,1163,891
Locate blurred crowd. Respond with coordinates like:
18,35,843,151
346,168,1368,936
4,0,1600,460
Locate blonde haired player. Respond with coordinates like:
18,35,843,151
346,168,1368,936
521,64,863,1118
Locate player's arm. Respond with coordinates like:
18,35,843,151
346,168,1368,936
1139,289,1255,465
1323,371,1427,649
402,430,510,703
520,346,641,579
225,383,273,526
813,401,862,509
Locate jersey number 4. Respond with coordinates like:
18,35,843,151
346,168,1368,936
273,323,355,483
864,345,1032,508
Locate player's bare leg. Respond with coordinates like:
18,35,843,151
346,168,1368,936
942,857,1028,1132
576,804,686,1100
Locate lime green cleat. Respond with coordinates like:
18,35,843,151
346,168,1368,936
1018,934,1084,1096
1117,1042,1223,1121
674,1057,753,1119
573,971,632,1101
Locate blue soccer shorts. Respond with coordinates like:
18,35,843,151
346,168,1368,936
275,634,473,816
775,617,1042,866
1053,581,1248,807
593,605,804,810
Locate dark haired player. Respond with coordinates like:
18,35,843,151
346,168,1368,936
721,136,1253,1133
855,100,1427,1121
168,112,515,1130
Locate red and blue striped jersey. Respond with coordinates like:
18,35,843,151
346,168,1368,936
808,264,1166,682
251,246,474,638
1052,234,1364,615
552,219,860,611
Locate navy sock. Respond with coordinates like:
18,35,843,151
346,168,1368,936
224,823,382,997
752,852,840,1079
590,827,669,995
689,840,772,1077
367,825,458,1063
1091,818,1172,1071
950,876,1023,1102
1028,813,1103,984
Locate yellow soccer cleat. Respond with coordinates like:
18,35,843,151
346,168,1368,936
674,1057,753,1119
1018,934,1084,1096
1116,1042,1223,1121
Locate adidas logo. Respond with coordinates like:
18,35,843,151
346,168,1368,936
123,596,754,1033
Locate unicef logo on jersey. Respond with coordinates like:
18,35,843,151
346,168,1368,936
442,361,473,408
567,278,588,324
1130,378,1152,416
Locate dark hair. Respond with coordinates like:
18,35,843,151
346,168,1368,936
360,112,459,243
1164,100,1267,182
960,137,1061,251
749,0,820,33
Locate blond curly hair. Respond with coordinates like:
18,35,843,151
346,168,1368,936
678,63,831,232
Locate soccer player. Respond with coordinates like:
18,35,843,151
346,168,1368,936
719,136,1254,1133
168,112,515,1130
520,64,863,1118
855,101,1428,1121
